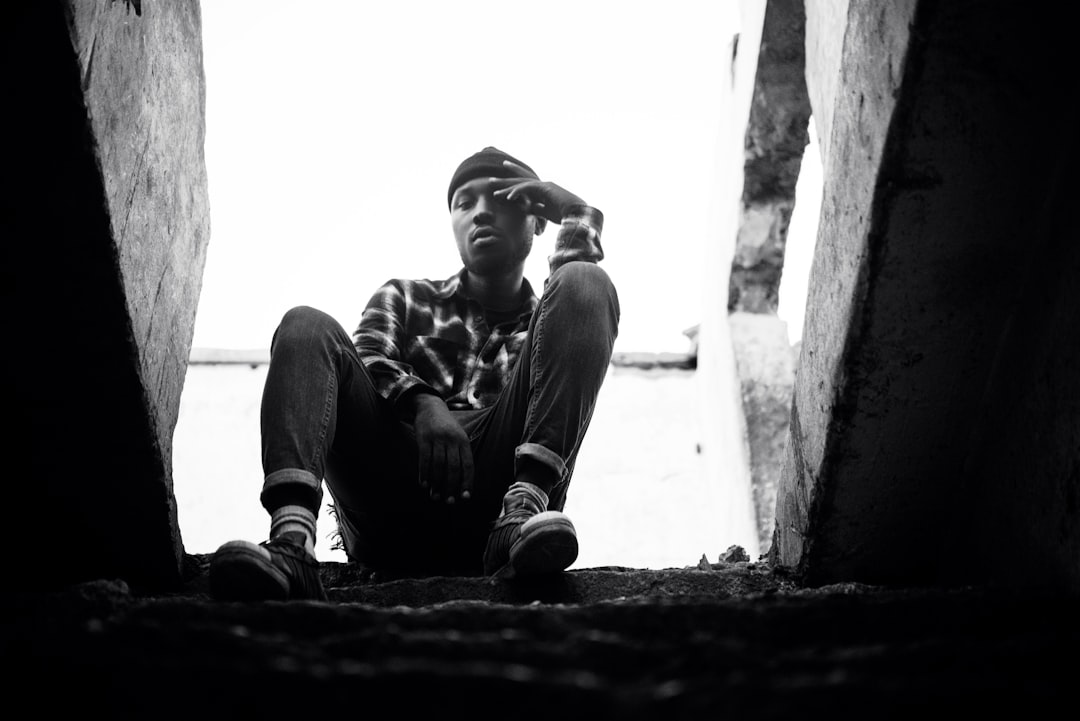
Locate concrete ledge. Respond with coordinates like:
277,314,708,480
188,347,271,365
189,348,698,371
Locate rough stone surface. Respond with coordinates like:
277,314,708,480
724,0,807,560
773,0,915,582
774,0,1080,592
804,0,849,161
729,313,796,556
4,1,208,590
4,561,1075,719
728,0,811,314
67,0,211,477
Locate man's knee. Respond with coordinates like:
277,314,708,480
273,306,348,349
280,305,333,330
548,262,619,312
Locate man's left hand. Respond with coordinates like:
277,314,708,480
490,160,586,225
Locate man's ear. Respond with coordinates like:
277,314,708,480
534,217,548,236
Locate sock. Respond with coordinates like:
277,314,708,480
513,457,559,496
270,505,317,557
502,481,549,516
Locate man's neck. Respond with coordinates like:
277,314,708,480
464,268,526,311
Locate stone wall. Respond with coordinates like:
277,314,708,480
729,313,797,554
803,0,848,162
66,0,210,477
773,0,1080,593
727,0,809,555
4,0,209,590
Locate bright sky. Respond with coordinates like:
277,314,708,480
193,1,816,353
194,0,736,353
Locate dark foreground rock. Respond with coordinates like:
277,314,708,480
4,557,1075,720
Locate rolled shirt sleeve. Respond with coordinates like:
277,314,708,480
547,204,604,274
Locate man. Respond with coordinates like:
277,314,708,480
209,147,619,601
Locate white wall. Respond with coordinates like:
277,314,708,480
692,0,768,558
174,364,718,569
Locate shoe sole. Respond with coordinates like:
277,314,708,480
508,511,578,576
209,540,289,601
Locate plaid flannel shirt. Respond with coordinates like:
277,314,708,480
353,204,605,411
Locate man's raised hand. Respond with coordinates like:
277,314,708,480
490,159,586,225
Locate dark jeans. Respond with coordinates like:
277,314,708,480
259,262,620,576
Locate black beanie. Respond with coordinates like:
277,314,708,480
447,146,539,209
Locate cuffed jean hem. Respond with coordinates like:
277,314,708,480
260,468,324,512
514,442,567,483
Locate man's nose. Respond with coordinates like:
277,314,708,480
472,194,496,222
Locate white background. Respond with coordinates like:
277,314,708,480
177,1,823,567
193,0,817,354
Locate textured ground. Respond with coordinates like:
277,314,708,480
5,555,1076,720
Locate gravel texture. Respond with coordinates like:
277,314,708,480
5,555,1076,719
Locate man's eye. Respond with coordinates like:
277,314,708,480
455,199,474,210
497,194,526,209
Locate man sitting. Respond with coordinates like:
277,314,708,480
209,147,620,600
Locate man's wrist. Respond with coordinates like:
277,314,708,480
399,387,443,421
411,392,443,411
562,204,604,233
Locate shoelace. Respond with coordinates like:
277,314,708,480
485,482,552,575
262,537,325,600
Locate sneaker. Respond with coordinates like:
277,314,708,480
483,482,579,578
209,531,327,601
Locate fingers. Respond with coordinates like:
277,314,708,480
491,181,548,217
419,438,474,505
490,179,567,224
421,439,446,502
501,157,531,172
500,193,546,216
489,178,538,205
488,176,531,189
460,445,475,500
413,400,474,505
443,443,462,504
497,160,553,205
417,437,433,496
441,440,475,504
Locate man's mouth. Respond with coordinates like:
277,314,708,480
470,226,500,243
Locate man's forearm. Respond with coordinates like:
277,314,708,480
400,387,447,422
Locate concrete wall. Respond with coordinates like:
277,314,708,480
774,0,1080,593
5,0,209,590
773,0,916,580
727,0,811,555
803,0,849,162
67,0,211,477
729,312,797,553
695,0,769,558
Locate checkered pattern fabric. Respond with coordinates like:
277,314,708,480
353,205,604,410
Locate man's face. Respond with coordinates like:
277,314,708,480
450,177,534,277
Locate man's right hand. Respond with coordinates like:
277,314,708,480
410,393,474,504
